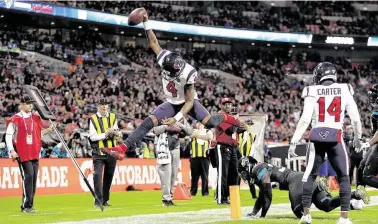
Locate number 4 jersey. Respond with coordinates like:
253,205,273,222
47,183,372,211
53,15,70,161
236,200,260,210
157,50,199,105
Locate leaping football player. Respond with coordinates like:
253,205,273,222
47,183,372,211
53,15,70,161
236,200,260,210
104,9,245,158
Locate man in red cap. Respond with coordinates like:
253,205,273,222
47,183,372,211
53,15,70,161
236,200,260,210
214,97,248,205
5,95,54,213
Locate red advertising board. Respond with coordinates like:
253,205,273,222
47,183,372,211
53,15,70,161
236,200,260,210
0,158,191,197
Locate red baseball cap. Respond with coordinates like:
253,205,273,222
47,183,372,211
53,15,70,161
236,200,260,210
221,98,233,104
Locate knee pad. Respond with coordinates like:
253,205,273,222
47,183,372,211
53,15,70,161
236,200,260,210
362,175,375,184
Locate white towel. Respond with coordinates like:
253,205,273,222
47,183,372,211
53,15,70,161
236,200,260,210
155,133,171,165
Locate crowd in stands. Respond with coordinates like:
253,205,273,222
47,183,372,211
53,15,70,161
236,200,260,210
50,1,378,35
0,22,377,158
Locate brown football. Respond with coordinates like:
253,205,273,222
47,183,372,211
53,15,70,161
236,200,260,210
128,8,146,26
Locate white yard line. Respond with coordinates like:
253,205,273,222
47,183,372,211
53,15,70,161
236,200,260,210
53,196,378,224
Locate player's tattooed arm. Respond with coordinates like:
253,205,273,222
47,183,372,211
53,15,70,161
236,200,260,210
180,84,195,117
143,14,163,55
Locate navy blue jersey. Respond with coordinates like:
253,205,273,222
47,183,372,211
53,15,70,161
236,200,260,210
371,112,378,134
251,163,294,190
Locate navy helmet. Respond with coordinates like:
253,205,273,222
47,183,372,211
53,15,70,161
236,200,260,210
368,84,378,107
312,62,337,85
162,52,185,80
238,156,258,184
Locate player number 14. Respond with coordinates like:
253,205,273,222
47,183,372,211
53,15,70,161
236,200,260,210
317,96,341,122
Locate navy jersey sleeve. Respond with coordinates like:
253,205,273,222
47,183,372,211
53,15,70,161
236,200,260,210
371,113,378,134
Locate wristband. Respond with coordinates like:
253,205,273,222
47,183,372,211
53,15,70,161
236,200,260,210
173,112,183,122
143,21,152,30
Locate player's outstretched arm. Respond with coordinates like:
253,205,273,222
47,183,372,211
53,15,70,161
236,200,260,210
251,190,263,216
290,97,315,144
143,14,162,56
181,84,195,116
259,173,272,218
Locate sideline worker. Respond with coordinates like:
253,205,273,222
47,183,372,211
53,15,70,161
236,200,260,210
89,97,122,207
5,95,54,212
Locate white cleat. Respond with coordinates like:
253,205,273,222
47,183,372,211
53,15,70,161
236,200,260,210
337,217,353,224
356,185,370,204
298,214,312,224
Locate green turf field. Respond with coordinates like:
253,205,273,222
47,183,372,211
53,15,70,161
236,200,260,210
1,189,378,224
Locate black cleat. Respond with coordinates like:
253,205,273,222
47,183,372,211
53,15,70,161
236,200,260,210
162,200,172,207
22,208,37,213
103,202,111,206
217,200,230,205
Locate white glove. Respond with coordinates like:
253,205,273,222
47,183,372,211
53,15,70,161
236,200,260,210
353,138,362,149
288,142,298,159
356,142,371,153
0,142,5,148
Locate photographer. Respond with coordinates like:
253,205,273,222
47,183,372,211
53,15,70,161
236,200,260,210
68,131,92,158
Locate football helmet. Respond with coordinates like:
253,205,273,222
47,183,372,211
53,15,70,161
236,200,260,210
245,118,254,126
312,62,337,85
162,52,185,80
368,84,378,107
231,106,238,115
238,156,258,184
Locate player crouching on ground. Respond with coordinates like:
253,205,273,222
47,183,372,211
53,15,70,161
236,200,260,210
237,156,369,219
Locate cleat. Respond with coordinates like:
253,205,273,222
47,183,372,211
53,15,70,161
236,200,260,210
22,208,37,213
356,185,370,204
298,214,312,224
337,217,353,224
318,176,331,195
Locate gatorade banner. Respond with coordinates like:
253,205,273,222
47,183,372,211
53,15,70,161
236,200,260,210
0,158,191,197
0,158,250,197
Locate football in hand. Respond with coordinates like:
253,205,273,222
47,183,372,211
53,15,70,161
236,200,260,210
128,8,146,26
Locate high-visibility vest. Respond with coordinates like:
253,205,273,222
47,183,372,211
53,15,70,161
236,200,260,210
90,113,117,155
191,137,210,158
237,132,256,157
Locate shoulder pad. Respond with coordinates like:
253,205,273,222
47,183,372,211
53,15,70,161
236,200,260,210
301,86,315,98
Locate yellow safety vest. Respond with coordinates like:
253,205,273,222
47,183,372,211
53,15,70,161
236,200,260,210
191,137,209,158
238,132,256,157
90,113,117,155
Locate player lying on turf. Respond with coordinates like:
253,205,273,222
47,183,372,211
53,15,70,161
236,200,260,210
237,156,369,218
103,8,245,158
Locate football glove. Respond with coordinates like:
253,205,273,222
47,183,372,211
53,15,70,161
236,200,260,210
353,138,363,152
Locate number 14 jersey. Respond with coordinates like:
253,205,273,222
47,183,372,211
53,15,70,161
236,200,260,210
157,50,199,105
301,83,359,130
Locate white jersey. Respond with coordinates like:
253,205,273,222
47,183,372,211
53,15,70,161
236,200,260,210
157,50,198,105
291,82,362,143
